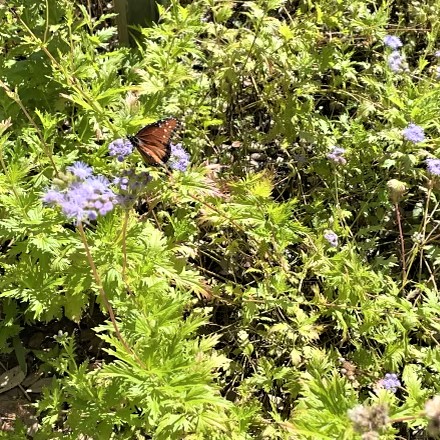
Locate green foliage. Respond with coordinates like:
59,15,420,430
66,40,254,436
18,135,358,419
2,0,440,438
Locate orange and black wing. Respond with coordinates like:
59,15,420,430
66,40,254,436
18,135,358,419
128,117,178,165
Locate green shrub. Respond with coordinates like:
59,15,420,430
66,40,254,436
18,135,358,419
2,0,440,438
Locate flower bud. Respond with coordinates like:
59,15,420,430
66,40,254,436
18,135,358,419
0,117,12,135
387,179,407,203
425,396,440,436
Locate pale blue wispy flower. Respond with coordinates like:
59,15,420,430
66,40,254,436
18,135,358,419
383,35,402,50
426,158,440,176
324,231,338,247
327,147,346,165
66,161,93,179
168,143,190,171
43,161,118,223
402,123,425,143
388,51,405,72
108,138,133,162
114,168,152,208
378,373,401,393
42,189,64,205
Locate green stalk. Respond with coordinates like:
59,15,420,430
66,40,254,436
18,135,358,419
77,222,145,368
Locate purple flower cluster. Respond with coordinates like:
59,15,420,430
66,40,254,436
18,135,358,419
67,161,93,179
324,231,338,247
168,143,190,171
402,123,425,143
388,51,405,72
43,161,118,223
114,169,152,207
108,138,133,162
383,35,402,50
426,158,440,176
327,147,346,165
384,35,407,72
378,373,401,393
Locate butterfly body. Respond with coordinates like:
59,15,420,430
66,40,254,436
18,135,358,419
128,117,178,165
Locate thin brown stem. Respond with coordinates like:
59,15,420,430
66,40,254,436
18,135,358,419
404,189,434,284
77,222,145,368
418,187,432,280
395,203,407,283
43,0,49,43
389,413,423,424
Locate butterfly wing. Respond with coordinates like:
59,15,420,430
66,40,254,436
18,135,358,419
129,117,178,165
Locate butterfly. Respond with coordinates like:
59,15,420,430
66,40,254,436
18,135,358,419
127,117,178,165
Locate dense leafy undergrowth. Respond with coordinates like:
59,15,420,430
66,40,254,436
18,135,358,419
2,0,440,438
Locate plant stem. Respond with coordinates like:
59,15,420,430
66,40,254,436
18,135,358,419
43,0,49,43
418,187,432,280
389,413,423,424
395,202,407,283
122,209,129,283
77,222,145,368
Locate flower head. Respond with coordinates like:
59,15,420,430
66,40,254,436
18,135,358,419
435,50,440,57
387,51,405,72
43,162,118,223
327,147,346,165
42,189,64,205
66,161,93,179
114,168,152,208
0,117,12,135
324,231,338,247
377,373,401,393
348,403,389,435
387,179,407,203
168,143,190,171
426,158,440,176
383,35,402,50
402,123,425,143
426,396,440,437
109,138,134,162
